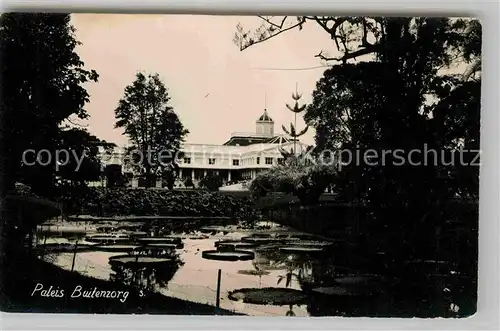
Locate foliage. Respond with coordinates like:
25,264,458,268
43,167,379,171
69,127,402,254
0,13,99,197
304,62,387,150
250,163,336,205
183,177,195,189
249,166,296,199
198,174,224,192
458,19,481,80
56,128,114,184
12,182,37,197
54,181,101,215
114,72,189,187
236,18,480,269
237,17,481,211
104,164,127,189
160,162,179,190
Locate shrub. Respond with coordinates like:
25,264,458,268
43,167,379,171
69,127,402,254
59,187,261,220
104,164,127,188
199,174,223,192
250,164,336,205
183,177,195,189
293,164,337,205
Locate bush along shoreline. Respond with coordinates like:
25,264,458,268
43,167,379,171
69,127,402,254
58,187,261,220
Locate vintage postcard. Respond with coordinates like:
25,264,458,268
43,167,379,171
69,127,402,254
0,14,480,317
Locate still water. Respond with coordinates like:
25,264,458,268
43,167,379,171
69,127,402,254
38,220,470,317
41,222,316,316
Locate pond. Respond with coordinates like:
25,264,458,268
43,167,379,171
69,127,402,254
35,220,472,317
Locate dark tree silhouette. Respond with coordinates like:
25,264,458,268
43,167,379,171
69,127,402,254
0,13,99,197
114,72,189,188
56,128,114,186
236,17,481,262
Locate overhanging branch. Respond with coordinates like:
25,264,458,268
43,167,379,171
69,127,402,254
237,16,306,51
236,16,382,63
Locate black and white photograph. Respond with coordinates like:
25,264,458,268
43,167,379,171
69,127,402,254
0,13,481,317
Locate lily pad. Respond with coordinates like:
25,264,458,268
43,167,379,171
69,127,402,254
201,250,255,261
215,241,258,250
188,235,210,240
37,243,92,253
283,240,333,248
127,231,148,237
84,236,131,244
132,245,178,257
214,240,241,247
93,245,137,252
248,233,272,238
254,244,282,252
109,255,174,266
252,259,287,271
142,243,177,249
200,226,232,233
137,237,182,244
333,275,383,287
136,237,183,248
96,226,115,233
237,269,271,276
279,246,324,254
311,286,377,297
228,287,307,305
240,237,282,244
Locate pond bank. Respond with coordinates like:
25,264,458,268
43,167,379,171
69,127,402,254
1,252,243,315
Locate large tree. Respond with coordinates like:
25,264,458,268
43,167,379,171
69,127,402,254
114,72,189,188
0,13,100,286
235,17,481,258
0,13,99,197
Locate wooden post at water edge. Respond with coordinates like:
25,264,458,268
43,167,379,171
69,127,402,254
71,240,79,272
215,269,222,309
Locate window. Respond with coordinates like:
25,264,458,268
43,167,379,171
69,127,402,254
183,157,191,164
233,159,240,166
265,157,273,165
208,158,216,165
256,157,260,165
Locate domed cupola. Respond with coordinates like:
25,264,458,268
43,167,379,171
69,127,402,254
256,109,274,137
258,109,273,122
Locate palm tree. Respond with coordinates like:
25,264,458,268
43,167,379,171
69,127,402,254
280,83,309,162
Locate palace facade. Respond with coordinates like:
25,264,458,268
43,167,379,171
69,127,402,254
98,109,309,188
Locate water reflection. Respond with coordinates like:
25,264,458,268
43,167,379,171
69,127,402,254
276,254,313,288
39,220,475,317
109,249,183,292
285,305,296,316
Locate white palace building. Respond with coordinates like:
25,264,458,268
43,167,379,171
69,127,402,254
99,109,309,188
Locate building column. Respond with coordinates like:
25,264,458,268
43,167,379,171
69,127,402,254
191,169,195,180
203,169,207,177
228,170,231,182
179,168,183,178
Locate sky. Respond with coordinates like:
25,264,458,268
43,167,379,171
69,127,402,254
70,14,343,147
